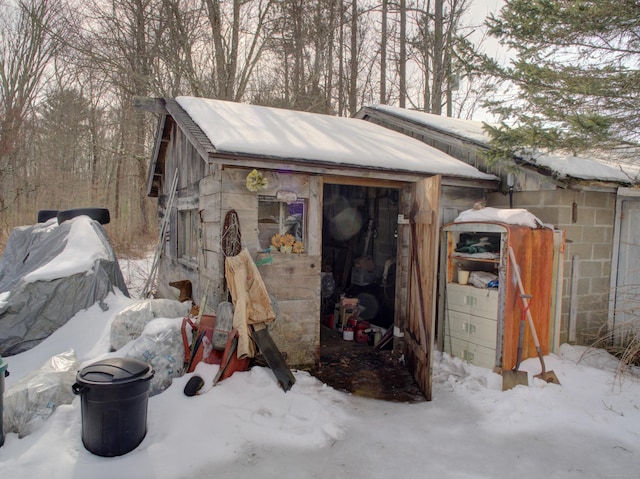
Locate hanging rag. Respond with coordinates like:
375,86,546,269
224,248,276,359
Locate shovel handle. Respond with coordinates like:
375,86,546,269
514,316,525,370
508,247,548,376
508,247,542,348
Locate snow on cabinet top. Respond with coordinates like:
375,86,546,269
454,207,545,229
367,104,638,184
175,96,497,181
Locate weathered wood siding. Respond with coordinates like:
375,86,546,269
204,166,323,368
197,164,226,307
156,123,208,302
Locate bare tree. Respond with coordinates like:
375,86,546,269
0,0,64,218
348,0,358,115
204,0,276,101
395,0,476,117
380,0,387,103
78,0,169,238
398,0,407,108
431,0,444,114
157,0,210,97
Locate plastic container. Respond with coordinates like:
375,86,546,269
0,356,8,447
213,302,234,351
72,357,154,457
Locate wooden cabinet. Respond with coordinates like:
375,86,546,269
439,222,554,371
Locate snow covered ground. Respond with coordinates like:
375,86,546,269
1,255,639,479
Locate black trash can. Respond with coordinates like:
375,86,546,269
72,357,154,457
0,355,8,447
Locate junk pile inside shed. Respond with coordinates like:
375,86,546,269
314,183,423,401
321,184,398,328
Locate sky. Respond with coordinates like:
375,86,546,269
1,216,639,479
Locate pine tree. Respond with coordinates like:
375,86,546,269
482,0,640,163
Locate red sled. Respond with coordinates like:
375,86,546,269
181,314,248,382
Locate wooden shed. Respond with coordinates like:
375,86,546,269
140,97,497,400
356,104,640,349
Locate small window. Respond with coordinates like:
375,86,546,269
178,208,199,263
258,198,305,250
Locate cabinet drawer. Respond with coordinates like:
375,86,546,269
445,310,497,350
446,283,499,318
443,335,497,370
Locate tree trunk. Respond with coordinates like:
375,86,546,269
338,2,345,115
326,0,336,113
399,0,406,108
431,0,444,114
380,0,387,104
348,0,358,116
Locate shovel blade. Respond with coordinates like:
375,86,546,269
502,369,529,391
535,370,560,385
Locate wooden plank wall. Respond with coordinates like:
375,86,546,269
157,127,208,301
198,164,226,308
207,166,322,368
393,186,412,356
157,152,323,367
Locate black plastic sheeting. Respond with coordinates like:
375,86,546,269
0,218,129,356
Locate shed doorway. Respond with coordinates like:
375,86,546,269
314,182,424,402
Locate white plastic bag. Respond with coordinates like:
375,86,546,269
469,271,498,289
124,317,185,396
3,349,79,437
110,298,191,351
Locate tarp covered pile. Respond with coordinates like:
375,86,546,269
0,216,128,356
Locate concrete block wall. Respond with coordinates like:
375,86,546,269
488,189,616,346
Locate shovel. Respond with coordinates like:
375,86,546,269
502,293,531,390
508,247,560,385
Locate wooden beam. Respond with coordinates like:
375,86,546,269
214,155,491,188
323,174,409,188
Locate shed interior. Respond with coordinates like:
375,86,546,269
313,183,424,402
321,183,399,328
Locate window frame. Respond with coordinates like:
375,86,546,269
176,206,199,265
257,196,306,252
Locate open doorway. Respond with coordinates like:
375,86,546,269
313,182,424,402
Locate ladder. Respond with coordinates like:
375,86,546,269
142,169,179,298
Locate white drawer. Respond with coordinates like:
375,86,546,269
445,310,497,350
443,335,497,370
446,283,499,318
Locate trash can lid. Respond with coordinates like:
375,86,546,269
77,357,153,386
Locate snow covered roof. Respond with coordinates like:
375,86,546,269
174,97,497,181
366,104,490,144
361,104,639,185
525,151,636,183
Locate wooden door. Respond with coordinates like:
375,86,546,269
612,196,640,343
406,175,441,400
